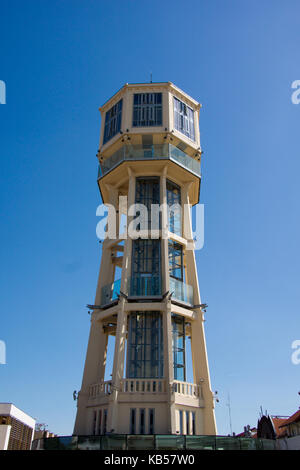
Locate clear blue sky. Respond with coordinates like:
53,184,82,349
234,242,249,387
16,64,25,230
0,0,299,436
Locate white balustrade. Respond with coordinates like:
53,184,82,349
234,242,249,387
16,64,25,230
89,379,202,399
89,380,112,398
120,379,167,393
173,380,202,398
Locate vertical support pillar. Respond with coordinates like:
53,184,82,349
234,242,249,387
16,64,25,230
107,297,127,433
163,300,176,434
73,318,108,435
182,182,217,435
160,166,169,294
121,167,136,296
94,184,119,305
107,167,136,433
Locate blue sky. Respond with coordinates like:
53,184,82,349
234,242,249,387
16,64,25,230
0,0,299,436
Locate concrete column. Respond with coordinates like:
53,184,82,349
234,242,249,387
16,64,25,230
73,318,108,435
163,300,176,434
121,167,136,295
107,298,127,433
160,166,169,294
94,184,119,305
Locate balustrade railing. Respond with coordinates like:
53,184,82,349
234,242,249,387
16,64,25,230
172,380,202,398
120,379,167,393
89,381,112,398
89,379,202,398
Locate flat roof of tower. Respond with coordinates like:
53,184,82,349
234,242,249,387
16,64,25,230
100,81,200,110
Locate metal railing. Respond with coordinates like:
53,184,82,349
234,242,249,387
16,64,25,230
98,144,201,178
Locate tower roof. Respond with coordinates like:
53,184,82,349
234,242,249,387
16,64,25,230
99,82,201,112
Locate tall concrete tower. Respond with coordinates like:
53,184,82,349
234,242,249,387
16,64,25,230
74,82,217,436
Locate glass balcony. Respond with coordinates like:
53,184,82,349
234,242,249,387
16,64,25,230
169,277,193,305
129,274,161,297
98,144,201,178
100,279,121,305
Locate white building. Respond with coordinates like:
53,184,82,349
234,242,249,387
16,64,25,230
0,403,35,450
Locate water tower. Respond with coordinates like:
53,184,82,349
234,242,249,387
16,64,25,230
74,82,217,436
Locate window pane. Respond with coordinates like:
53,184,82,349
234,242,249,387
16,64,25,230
133,93,162,127
173,97,195,141
172,314,186,381
103,99,123,144
127,312,163,378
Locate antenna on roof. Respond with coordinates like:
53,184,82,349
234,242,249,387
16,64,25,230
227,393,233,435
150,72,152,83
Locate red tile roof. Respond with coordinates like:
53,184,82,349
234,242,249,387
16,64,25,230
271,417,288,437
279,409,300,428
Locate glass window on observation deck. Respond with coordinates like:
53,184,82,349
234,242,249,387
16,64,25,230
173,97,195,141
126,311,164,379
133,93,162,127
167,180,182,236
135,177,160,231
103,99,123,144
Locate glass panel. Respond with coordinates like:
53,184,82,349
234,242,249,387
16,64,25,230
103,99,123,144
168,240,183,280
186,436,215,450
133,93,162,127
239,438,257,450
51,436,78,450
167,180,182,236
98,144,200,178
101,435,127,450
127,435,155,450
127,312,163,378
77,436,100,450
173,97,195,141
216,437,241,450
172,315,186,381
169,277,193,305
131,239,161,296
260,438,276,450
155,435,185,450
135,177,160,230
